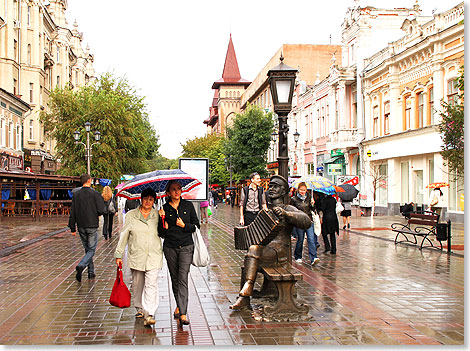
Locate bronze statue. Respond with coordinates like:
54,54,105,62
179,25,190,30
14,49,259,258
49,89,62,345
230,175,311,310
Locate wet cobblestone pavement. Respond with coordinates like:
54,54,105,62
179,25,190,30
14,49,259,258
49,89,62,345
0,205,464,346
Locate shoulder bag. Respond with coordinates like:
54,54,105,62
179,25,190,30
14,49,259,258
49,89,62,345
336,201,344,214
109,263,131,308
192,227,210,267
108,199,116,213
312,211,322,237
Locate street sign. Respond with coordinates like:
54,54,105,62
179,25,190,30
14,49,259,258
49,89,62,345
328,164,342,175
366,150,372,157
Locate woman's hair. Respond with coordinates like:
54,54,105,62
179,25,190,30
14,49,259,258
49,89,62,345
297,182,307,190
436,188,443,196
141,187,157,201
102,186,112,201
165,180,182,193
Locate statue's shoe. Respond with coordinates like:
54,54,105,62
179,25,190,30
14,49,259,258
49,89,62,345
229,296,250,310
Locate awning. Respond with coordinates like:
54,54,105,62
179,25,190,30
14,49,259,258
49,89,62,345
323,155,344,164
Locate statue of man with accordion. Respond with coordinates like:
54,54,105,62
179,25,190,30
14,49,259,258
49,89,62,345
230,175,311,310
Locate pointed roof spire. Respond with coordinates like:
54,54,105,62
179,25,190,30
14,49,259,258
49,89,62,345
212,35,251,89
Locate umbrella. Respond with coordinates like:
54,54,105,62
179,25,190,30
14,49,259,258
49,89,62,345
338,183,359,201
426,182,449,189
116,169,202,200
292,175,334,190
313,185,346,196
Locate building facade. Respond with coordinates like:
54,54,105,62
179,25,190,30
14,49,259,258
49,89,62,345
361,2,464,221
0,0,95,174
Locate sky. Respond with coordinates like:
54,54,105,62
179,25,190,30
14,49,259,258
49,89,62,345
65,0,457,160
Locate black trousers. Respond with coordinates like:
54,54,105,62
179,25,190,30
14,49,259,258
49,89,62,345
322,232,336,254
243,211,259,226
102,213,114,238
163,244,194,315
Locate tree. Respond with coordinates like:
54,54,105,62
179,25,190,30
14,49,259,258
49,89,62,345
438,66,464,181
146,152,178,171
362,161,389,221
40,73,159,186
224,104,275,180
181,134,229,186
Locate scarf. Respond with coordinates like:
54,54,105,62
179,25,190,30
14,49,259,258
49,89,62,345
297,193,307,201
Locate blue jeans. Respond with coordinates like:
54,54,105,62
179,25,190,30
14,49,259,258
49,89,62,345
294,223,318,262
78,227,98,273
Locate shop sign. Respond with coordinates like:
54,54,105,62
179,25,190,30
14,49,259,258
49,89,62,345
1,152,24,171
267,162,279,169
330,149,344,157
328,164,343,175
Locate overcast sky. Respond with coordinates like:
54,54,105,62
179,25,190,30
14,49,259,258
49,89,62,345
65,0,456,160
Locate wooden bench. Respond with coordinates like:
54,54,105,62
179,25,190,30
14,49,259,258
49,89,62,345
259,265,308,314
391,211,442,250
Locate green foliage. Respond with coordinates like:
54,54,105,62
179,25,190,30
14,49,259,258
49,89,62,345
181,134,229,185
40,73,159,186
224,104,275,180
146,152,178,171
438,66,464,180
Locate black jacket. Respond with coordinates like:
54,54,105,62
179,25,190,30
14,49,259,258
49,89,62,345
68,187,106,232
158,199,200,248
125,199,140,213
290,192,314,222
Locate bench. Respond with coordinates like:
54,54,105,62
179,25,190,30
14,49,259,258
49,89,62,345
259,265,308,314
391,211,443,250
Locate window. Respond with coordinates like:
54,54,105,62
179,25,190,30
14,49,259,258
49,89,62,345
307,163,315,175
428,86,434,125
56,46,60,62
373,106,379,137
383,102,390,135
351,89,357,128
13,78,17,95
335,91,339,130
56,75,60,87
29,119,34,140
317,109,321,137
417,91,424,128
401,162,409,203
16,125,21,150
377,164,388,206
27,44,31,65
350,43,355,64
404,95,411,130
428,159,434,185
27,5,31,26
447,79,458,104
8,122,13,148
13,39,18,62
29,83,33,103
448,173,464,211
0,119,4,146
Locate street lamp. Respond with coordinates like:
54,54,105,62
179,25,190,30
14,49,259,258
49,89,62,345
224,155,233,188
74,122,101,175
267,55,297,185
293,130,300,145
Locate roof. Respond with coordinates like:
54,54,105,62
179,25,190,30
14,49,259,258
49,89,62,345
212,35,251,89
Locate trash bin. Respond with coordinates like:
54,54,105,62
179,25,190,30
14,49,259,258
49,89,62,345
436,223,448,241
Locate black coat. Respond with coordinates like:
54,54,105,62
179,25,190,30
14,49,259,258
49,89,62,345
319,195,339,235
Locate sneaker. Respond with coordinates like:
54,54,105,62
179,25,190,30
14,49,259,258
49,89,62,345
144,315,156,326
295,258,302,263
311,258,320,266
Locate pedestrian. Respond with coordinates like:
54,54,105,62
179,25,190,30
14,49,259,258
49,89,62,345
230,190,236,207
101,186,117,240
114,187,163,327
211,189,218,209
125,198,140,213
68,174,106,282
428,188,444,219
317,193,339,255
158,180,199,326
290,182,320,266
340,199,352,230
200,200,209,223
239,172,267,226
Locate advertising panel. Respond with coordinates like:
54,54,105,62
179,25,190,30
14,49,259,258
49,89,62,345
178,158,209,201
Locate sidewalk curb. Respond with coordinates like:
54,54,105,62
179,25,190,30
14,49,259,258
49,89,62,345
346,228,464,258
0,227,68,258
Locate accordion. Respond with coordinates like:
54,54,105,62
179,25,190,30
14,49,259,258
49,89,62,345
234,209,280,250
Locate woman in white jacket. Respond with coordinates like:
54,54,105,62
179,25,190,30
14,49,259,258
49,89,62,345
429,188,444,219
115,188,163,327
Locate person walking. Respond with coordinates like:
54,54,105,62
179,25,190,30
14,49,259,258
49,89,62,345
290,182,320,266
340,199,352,230
158,180,199,326
200,200,209,223
239,172,267,226
429,188,444,219
68,174,106,282
115,188,163,327
317,193,339,255
101,186,117,240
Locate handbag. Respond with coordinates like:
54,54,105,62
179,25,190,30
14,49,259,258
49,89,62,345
207,207,212,217
192,227,210,267
312,211,321,237
108,198,116,213
336,201,344,214
109,263,131,308
430,195,438,207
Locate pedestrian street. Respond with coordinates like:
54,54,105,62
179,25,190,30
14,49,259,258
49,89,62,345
0,204,464,346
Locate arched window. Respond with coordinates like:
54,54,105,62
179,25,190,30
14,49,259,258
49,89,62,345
29,120,34,140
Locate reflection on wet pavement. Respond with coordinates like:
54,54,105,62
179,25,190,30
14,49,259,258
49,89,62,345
0,205,464,345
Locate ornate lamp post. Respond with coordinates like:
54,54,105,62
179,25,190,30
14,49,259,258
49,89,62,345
267,55,298,186
74,122,101,175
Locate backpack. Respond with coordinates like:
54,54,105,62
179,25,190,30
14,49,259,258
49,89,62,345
108,198,116,213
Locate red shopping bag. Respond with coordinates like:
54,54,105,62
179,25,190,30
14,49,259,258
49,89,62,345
109,263,131,308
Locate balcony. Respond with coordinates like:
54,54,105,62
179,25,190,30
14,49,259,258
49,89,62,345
326,128,363,151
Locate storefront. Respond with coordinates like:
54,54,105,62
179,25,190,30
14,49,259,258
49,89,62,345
23,149,57,174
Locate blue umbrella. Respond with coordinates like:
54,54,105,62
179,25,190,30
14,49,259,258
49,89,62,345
116,169,202,200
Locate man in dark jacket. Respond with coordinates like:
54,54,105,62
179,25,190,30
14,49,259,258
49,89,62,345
239,172,267,226
68,174,106,282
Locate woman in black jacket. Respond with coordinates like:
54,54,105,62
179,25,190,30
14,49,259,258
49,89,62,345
317,193,339,254
158,180,199,326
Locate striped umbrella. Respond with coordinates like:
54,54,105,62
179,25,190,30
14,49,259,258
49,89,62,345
116,169,202,200
292,175,334,190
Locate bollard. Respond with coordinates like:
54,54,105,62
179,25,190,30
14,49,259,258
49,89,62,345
447,219,452,254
